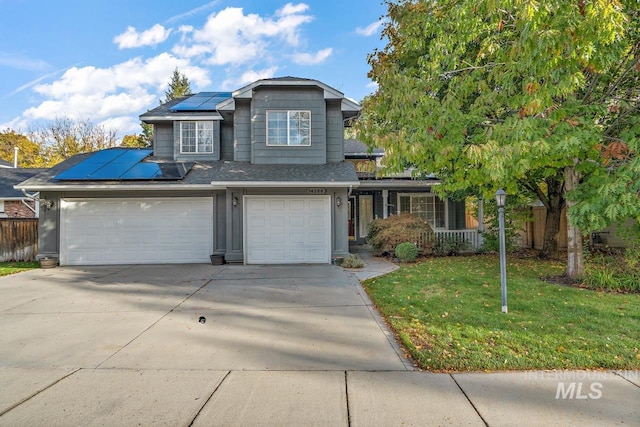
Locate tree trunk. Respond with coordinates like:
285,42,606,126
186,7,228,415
539,179,565,259
565,163,584,278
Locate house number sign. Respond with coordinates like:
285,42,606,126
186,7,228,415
307,188,326,195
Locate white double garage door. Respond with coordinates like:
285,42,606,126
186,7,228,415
60,196,331,265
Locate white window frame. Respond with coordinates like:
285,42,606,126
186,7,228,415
266,110,311,147
0,200,4,213
180,121,214,154
397,193,448,230
359,195,374,238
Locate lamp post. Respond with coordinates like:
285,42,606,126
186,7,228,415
495,189,508,313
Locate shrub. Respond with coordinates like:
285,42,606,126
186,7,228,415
434,236,471,256
367,214,434,255
395,242,418,262
342,254,365,268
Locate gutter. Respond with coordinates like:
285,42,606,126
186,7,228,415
210,181,360,190
15,183,216,191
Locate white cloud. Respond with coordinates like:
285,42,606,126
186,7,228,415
356,20,383,37
114,24,172,49
221,67,279,90
15,53,211,138
172,5,313,65
276,3,309,16
292,48,333,65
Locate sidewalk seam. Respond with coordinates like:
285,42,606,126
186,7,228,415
0,368,81,417
344,371,352,427
450,374,489,427
614,370,640,389
188,370,231,427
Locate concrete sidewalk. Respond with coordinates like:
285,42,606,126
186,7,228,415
0,262,638,426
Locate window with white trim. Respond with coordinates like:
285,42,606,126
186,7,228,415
180,121,213,153
398,194,446,229
266,110,311,146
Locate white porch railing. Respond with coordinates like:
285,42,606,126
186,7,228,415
435,229,481,250
416,229,482,251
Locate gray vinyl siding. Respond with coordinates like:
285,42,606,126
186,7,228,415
234,100,251,162
153,123,174,159
173,120,221,162
220,119,234,161
326,100,344,162
251,87,326,165
37,191,61,259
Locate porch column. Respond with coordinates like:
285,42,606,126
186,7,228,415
478,197,484,246
382,190,389,219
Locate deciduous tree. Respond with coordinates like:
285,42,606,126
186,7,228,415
0,130,44,167
360,0,639,278
30,117,118,166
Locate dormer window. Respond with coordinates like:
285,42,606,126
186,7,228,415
180,121,213,153
266,110,311,146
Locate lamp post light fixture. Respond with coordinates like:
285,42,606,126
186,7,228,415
495,188,508,313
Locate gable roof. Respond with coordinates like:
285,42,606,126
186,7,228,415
141,77,361,123
0,168,48,199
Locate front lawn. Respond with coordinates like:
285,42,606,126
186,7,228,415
0,262,39,277
363,255,640,372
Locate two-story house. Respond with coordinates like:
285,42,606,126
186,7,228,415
16,77,361,265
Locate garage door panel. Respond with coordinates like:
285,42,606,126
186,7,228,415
61,198,213,265
245,196,330,264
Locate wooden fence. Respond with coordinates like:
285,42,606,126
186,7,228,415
0,219,38,262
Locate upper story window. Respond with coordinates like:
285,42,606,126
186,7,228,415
180,121,213,153
267,110,311,146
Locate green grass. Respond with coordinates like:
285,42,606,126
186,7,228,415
363,255,640,372
0,262,39,277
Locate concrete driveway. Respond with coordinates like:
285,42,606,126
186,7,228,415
1,264,638,426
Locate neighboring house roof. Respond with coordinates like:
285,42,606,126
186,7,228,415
0,159,12,168
344,139,385,158
16,151,359,191
0,168,47,199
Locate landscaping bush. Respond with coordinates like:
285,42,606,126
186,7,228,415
433,236,471,256
395,242,418,262
342,253,365,268
367,214,434,255
583,246,640,293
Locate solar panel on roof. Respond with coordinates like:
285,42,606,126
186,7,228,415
53,148,193,181
87,149,152,179
119,162,193,180
170,92,232,111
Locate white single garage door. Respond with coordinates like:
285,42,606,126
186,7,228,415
245,196,331,264
60,198,213,265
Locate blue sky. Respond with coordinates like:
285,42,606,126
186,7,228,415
0,0,387,138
